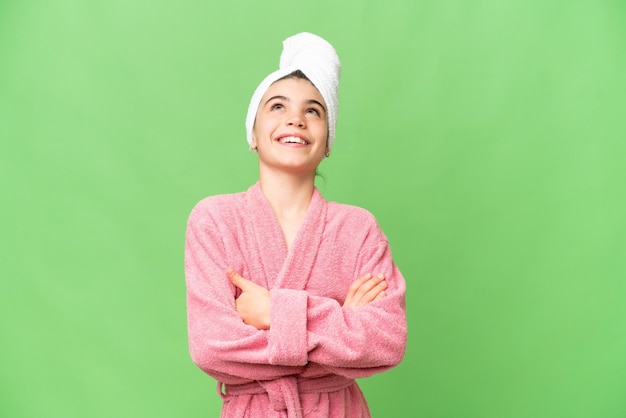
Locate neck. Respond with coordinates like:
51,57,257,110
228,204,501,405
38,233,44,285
258,168,316,221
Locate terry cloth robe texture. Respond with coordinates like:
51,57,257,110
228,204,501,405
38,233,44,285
185,183,407,418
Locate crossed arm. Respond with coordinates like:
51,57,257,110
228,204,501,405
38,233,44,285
227,268,388,330
186,202,406,381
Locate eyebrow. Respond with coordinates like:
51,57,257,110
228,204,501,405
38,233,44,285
264,96,327,112
307,99,327,112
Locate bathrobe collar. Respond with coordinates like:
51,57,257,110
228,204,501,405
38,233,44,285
247,182,327,290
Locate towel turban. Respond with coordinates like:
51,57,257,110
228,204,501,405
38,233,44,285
245,32,342,151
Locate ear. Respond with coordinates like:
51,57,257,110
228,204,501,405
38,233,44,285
251,138,257,150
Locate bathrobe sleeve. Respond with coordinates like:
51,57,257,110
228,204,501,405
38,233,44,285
268,210,407,379
185,198,305,383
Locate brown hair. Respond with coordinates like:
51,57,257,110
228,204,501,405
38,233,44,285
277,69,311,82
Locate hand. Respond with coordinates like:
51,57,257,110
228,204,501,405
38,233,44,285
343,273,387,308
227,268,271,330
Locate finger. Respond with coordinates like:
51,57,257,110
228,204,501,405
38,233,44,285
352,274,385,305
346,273,372,294
373,290,386,301
226,268,248,290
360,280,388,306
344,273,373,307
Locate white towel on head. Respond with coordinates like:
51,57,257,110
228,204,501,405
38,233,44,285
245,32,341,151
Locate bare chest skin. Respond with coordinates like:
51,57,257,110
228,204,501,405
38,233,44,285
277,214,306,251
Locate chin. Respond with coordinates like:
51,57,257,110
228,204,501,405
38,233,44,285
279,161,320,175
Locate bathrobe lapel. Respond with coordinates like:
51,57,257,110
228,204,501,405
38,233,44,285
247,183,327,290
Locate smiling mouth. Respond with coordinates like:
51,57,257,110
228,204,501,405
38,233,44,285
277,136,310,145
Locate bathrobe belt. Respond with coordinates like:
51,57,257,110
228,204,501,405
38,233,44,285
219,375,356,417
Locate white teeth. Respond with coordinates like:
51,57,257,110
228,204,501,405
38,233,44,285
279,136,307,145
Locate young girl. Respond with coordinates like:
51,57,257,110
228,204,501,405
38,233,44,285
185,32,407,417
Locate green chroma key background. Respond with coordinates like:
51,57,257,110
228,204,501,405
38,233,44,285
1,1,625,416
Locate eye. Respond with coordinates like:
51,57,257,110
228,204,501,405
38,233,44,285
270,103,284,111
306,108,321,116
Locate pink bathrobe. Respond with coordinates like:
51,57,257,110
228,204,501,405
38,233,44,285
185,183,407,417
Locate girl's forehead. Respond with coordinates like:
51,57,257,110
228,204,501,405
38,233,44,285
263,78,324,102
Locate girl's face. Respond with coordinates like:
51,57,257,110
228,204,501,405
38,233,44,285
251,77,328,175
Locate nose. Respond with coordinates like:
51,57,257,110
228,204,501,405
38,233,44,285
286,111,305,128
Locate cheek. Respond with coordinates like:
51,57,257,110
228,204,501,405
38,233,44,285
253,115,277,138
315,120,329,142
252,122,266,142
